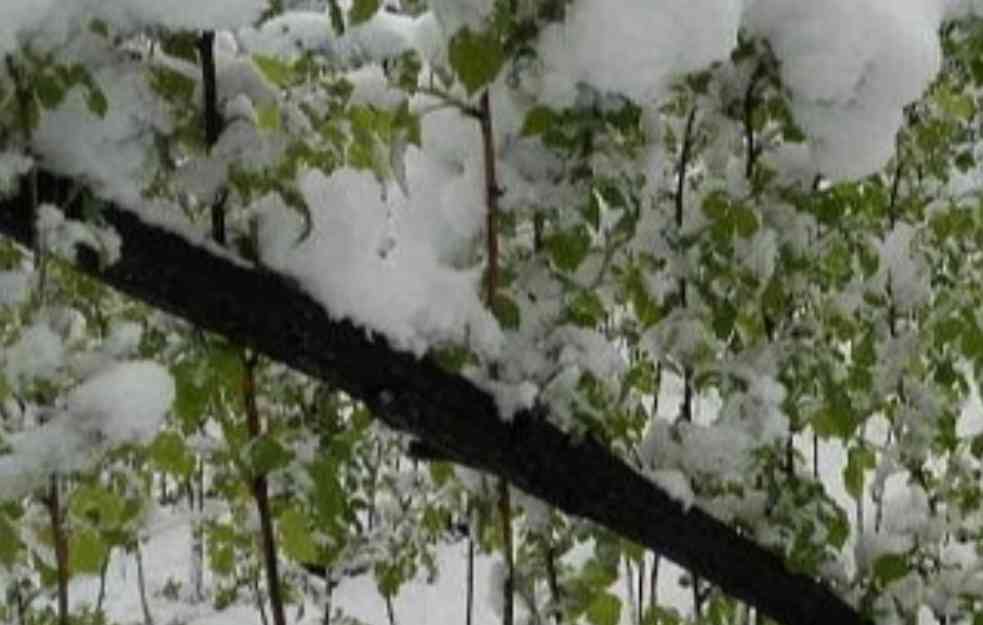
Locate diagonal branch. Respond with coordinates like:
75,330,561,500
0,172,869,625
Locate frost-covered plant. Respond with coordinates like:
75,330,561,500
5,2,983,625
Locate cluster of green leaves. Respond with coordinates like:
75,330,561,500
0,49,106,139
10,3,983,625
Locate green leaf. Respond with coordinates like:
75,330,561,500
872,553,909,586
85,87,108,118
328,0,346,34
148,66,196,103
253,54,296,89
546,224,592,272
430,462,455,486
160,32,201,64
843,446,875,500
34,74,66,109
569,290,606,327
521,106,554,137
812,379,857,440
171,361,210,425
350,0,381,25
208,344,245,390
732,205,759,238
256,102,281,131
278,507,319,563
826,510,850,550
940,91,975,120
0,515,21,567
494,294,521,330
69,528,107,575
71,484,127,529
310,457,346,523
448,27,504,95
209,527,237,576
89,19,110,38
248,436,294,475
586,591,622,625
149,430,196,478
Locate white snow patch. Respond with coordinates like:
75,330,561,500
745,0,942,180
254,167,502,358
536,0,742,106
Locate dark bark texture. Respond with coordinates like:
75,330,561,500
0,174,870,625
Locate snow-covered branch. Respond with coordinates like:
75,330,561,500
0,172,867,625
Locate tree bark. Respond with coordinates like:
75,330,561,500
0,175,870,625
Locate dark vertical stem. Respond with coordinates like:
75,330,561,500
198,31,227,244
191,456,205,601
467,526,475,625
497,478,515,625
675,105,701,619
544,538,562,624
135,541,154,625
322,577,334,625
198,31,221,147
637,557,645,625
625,558,636,624
888,147,903,232
14,581,26,625
812,434,819,480
46,476,70,625
368,439,383,532
480,92,500,309
649,554,659,613
785,435,795,477
479,90,514,625
676,107,697,425
743,67,763,182
244,355,287,625
386,595,397,625
253,573,270,625
97,548,111,613
692,577,703,621
887,144,903,339
675,107,697,312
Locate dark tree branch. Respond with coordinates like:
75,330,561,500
0,173,869,625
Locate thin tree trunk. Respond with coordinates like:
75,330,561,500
649,555,659,613
189,462,205,602
544,538,562,624
135,541,154,625
467,533,475,625
243,354,287,625
692,576,705,621
322,575,333,625
253,573,270,625
477,85,514,625
14,580,26,625
46,475,70,625
96,547,111,613
386,594,396,625
497,478,514,625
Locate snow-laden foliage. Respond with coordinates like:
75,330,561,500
4,2,983,625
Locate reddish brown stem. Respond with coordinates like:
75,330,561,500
244,355,287,625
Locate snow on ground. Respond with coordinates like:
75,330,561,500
65,504,691,625
50,371,983,625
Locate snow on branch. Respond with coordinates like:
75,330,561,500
0,172,869,625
